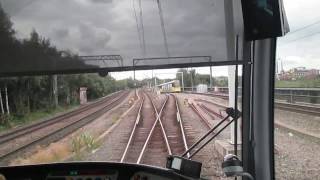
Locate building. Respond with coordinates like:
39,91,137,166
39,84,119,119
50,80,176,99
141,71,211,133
278,67,319,80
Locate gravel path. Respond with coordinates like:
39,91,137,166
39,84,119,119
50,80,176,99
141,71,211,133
84,96,140,162
275,127,320,180
275,109,320,136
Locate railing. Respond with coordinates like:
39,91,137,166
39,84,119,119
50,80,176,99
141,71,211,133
182,86,320,105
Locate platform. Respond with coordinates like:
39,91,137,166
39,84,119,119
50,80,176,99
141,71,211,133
214,140,242,158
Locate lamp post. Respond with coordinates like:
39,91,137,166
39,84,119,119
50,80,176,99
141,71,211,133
177,72,184,92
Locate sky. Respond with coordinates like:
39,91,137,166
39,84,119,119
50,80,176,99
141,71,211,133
277,0,320,71
0,0,319,80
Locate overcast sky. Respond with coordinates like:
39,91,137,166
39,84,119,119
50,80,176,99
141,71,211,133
1,0,319,80
278,0,320,71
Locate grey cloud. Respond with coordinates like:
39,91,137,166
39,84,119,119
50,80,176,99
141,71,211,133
52,28,69,39
90,0,112,4
0,0,40,15
5,0,229,66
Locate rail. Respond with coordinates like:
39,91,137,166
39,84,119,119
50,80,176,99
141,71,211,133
120,96,145,163
173,94,189,158
195,96,320,143
0,91,124,144
0,91,130,162
189,103,211,129
136,93,169,164
190,92,320,116
184,87,320,104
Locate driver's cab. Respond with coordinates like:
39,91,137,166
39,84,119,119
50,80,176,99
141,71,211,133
0,0,289,179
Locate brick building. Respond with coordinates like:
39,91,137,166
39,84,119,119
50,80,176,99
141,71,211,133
278,67,319,80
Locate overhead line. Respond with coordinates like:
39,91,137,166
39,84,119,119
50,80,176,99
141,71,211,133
132,0,143,56
288,19,320,35
280,30,320,46
156,0,170,57
138,0,147,57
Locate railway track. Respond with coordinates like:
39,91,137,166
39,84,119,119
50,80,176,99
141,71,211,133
189,92,320,116
195,97,320,142
275,102,320,116
120,92,188,167
0,90,130,163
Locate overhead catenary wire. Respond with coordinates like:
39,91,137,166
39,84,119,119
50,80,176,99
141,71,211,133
279,18,320,46
156,0,170,57
287,19,320,35
280,30,320,46
132,0,143,56
138,0,147,57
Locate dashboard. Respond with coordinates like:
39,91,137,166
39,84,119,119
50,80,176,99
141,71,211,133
0,162,192,180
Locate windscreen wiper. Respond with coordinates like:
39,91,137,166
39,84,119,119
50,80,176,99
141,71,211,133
166,107,241,179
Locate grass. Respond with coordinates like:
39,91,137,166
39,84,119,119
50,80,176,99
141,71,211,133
0,104,78,132
275,78,320,88
10,142,72,165
71,133,101,160
111,114,120,125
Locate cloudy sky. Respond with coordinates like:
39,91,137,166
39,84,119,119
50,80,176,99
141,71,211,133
277,0,320,71
0,0,319,79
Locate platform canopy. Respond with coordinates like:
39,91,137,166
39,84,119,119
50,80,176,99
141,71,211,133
0,0,287,76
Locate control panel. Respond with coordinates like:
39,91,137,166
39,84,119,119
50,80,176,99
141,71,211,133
46,169,118,180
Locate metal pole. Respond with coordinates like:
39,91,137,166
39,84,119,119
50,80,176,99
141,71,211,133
181,72,184,92
190,69,194,92
0,88,4,114
134,70,136,87
4,85,9,115
152,70,154,87
209,66,213,91
234,35,239,156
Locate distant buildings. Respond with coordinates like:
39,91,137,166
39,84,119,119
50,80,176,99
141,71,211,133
278,67,319,80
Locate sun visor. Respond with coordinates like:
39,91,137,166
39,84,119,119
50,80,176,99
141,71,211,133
0,0,247,76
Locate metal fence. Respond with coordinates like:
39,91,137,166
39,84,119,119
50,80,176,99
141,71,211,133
184,87,320,105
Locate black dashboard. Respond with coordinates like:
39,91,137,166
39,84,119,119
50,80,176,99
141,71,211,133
0,162,193,180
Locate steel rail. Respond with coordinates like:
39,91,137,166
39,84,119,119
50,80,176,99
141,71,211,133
136,94,169,164
149,94,172,156
200,104,224,119
173,94,189,158
0,91,124,145
194,92,320,116
189,103,212,129
195,98,227,109
146,94,172,153
198,104,217,120
135,88,140,100
0,91,129,162
120,96,145,163
195,96,320,144
275,102,320,116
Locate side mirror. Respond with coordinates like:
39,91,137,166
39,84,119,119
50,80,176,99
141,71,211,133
222,154,254,180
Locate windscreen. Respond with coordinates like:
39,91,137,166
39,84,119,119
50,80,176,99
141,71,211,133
0,0,241,76
0,1,246,179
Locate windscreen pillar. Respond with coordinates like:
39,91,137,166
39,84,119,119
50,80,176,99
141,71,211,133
251,38,276,180
228,66,241,144
225,0,242,145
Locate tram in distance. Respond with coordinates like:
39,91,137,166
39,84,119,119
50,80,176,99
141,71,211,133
158,80,181,93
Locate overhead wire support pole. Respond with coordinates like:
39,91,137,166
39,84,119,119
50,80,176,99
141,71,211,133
156,0,170,57
209,57,213,91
